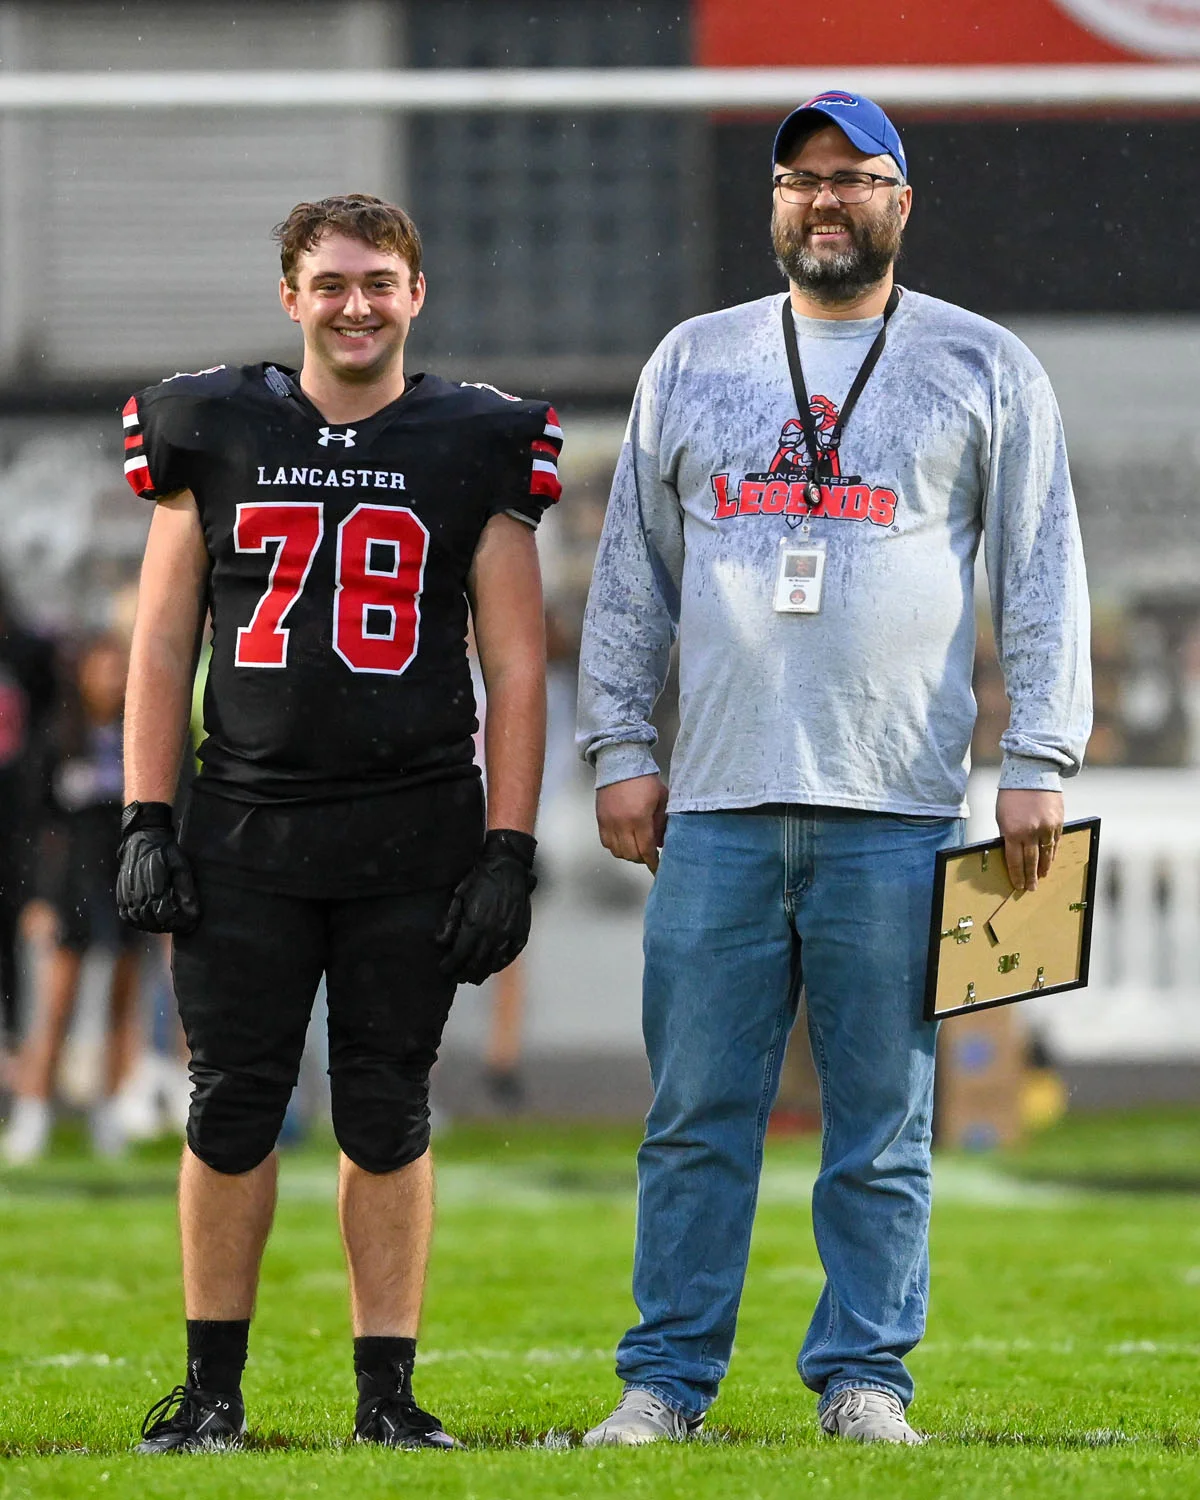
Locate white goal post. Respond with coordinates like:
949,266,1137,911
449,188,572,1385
0,65,1198,110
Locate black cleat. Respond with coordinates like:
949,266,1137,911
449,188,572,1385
134,1383,245,1453
354,1392,460,1449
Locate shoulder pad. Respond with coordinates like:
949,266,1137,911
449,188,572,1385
458,379,522,404
145,363,234,398
454,381,559,438
122,364,247,501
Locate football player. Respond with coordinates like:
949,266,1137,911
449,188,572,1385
119,195,561,1453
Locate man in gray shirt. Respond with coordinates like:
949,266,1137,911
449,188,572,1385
577,91,1091,1446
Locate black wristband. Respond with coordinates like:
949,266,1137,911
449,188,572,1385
120,801,175,839
483,829,537,868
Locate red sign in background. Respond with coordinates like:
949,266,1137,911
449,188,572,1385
695,0,1195,64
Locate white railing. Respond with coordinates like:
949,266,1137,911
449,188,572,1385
0,65,1197,111
968,767,1200,1060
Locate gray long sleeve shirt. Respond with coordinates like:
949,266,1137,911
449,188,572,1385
577,289,1092,816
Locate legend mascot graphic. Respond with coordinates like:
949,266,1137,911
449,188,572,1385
763,396,854,485
710,395,898,529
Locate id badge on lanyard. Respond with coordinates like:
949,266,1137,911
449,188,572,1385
775,288,899,617
773,528,827,614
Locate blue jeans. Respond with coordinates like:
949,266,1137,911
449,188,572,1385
615,805,964,1419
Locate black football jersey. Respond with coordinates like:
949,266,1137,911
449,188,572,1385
123,363,562,805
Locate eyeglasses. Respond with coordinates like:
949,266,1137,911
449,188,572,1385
772,171,902,205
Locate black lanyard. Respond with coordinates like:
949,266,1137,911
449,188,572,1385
781,285,899,485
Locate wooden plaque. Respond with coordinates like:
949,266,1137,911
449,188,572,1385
924,817,1100,1021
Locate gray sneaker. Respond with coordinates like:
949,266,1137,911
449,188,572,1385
819,1388,925,1445
582,1388,704,1447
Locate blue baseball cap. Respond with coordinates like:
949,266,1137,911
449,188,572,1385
773,90,907,180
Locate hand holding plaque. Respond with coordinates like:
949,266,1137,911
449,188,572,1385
924,818,1100,1021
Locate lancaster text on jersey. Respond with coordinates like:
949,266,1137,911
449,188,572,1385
256,465,407,490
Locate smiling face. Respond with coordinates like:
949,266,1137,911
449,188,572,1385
771,123,912,306
279,231,426,386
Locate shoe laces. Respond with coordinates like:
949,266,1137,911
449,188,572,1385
613,1388,669,1418
836,1388,906,1425
140,1385,194,1439
613,1387,693,1432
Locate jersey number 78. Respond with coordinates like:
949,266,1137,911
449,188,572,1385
233,501,430,676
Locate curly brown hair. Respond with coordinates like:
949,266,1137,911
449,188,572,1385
273,194,423,289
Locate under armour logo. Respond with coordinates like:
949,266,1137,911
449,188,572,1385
318,426,357,448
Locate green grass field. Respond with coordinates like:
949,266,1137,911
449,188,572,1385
4,1111,1200,1498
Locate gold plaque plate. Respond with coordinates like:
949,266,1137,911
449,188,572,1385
923,818,1100,1021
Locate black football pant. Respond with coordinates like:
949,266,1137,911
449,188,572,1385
172,870,457,1175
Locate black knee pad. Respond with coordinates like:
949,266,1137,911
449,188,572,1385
186,1062,293,1175
331,1060,431,1174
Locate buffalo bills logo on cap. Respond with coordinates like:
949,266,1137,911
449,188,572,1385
773,89,907,179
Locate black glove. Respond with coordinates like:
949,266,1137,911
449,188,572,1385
116,801,201,935
435,829,537,986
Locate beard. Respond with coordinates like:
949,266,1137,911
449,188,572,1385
772,198,903,304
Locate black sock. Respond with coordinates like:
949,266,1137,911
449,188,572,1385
186,1319,250,1394
354,1335,417,1402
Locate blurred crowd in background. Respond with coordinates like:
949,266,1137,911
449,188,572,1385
0,579,175,1162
